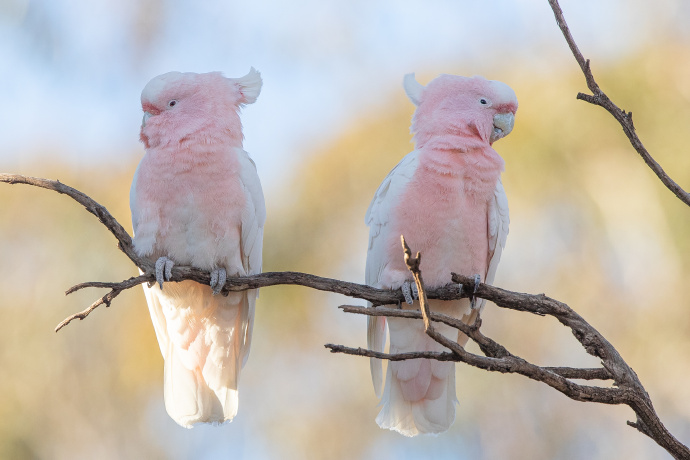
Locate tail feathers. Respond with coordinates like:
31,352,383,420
163,340,239,428
145,281,256,428
376,360,457,437
239,291,256,368
375,309,463,436
367,313,387,397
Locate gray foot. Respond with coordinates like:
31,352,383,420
401,280,419,305
155,257,175,290
470,274,481,310
210,268,227,295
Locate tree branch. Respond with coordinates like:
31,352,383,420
1,4,686,458
0,173,465,329
324,343,611,381
547,0,690,207
2,173,688,457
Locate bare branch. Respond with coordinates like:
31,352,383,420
324,344,457,362
325,344,610,381
3,166,688,456
547,0,690,207
56,274,151,332
0,173,151,271
0,173,471,329
334,252,689,457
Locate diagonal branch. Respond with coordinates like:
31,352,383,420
330,304,613,383
547,0,690,207
326,234,688,459
56,274,151,332
2,170,688,455
0,173,151,271
395,237,621,404
2,173,470,330
325,343,611,381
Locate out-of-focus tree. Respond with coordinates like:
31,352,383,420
256,42,690,458
2,43,690,460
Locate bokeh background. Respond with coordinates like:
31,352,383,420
2,0,690,458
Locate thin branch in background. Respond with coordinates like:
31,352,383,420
547,0,690,207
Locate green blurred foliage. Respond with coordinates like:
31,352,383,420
2,44,690,459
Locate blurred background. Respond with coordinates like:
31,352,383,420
2,0,690,458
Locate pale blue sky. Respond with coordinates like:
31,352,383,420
3,0,688,191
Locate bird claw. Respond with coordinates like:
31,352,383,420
470,274,481,310
401,280,419,305
210,268,227,295
155,257,175,290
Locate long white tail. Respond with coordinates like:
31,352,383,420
143,280,255,428
376,315,457,436
373,298,471,436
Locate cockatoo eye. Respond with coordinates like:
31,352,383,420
479,98,489,106
168,100,178,107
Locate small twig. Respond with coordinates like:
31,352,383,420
401,235,432,330
324,344,457,362
547,0,690,207
402,235,473,359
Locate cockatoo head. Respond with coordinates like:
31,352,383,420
403,73,518,149
139,68,262,149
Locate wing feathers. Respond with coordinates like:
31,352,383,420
365,151,420,396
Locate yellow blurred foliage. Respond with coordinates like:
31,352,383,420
1,44,690,459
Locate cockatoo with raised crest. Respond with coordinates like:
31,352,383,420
130,68,265,428
365,73,517,436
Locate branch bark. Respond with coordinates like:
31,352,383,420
547,0,690,207
2,174,688,457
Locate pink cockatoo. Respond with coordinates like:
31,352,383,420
130,69,265,428
365,73,517,436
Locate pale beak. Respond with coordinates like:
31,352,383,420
490,112,515,144
142,112,152,127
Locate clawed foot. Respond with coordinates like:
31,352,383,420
401,280,419,305
470,274,481,310
155,257,175,290
210,268,227,295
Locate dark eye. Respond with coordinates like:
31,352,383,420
168,100,177,107
480,98,488,105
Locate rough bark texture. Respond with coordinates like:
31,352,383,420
547,0,690,207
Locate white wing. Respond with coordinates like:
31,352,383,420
237,149,266,276
480,178,510,311
365,150,420,397
129,164,140,233
236,149,265,366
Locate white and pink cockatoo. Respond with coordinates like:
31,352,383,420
130,69,265,428
365,73,517,436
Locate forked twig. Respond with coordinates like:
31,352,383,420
547,0,690,207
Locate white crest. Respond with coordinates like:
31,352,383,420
403,73,425,106
230,67,263,104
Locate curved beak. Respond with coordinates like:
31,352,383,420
490,112,515,144
142,112,152,128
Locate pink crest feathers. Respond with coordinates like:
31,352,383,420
404,74,518,150
139,69,262,149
